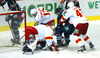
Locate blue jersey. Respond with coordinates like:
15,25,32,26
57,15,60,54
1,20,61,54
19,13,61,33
7,0,21,11
0,0,6,6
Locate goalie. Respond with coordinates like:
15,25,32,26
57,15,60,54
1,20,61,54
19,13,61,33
22,20,59,54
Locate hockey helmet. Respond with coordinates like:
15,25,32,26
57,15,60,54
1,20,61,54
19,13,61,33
55,8,62,14
30,9,37,15
67,2,74,8
25,26,38,41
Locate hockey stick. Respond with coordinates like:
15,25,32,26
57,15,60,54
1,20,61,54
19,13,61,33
2,5,5,11
7,21,19,45
20,34,25,40
53,43,59,51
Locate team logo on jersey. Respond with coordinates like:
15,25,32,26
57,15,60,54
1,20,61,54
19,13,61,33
35,23,39,26
51,22,55,26
64,26,69,31
74,29,79,33
29,34,34,37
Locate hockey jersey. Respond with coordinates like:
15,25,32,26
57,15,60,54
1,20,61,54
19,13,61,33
34,7,54,24
34,25,53,46
61,7,88,27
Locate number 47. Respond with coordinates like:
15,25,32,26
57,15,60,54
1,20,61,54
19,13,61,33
76,9,83,17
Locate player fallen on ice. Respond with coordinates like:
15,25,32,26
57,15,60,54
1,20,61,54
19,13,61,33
55,8,74,47
59,2,94,53
22,21,59,54
59,0,80,9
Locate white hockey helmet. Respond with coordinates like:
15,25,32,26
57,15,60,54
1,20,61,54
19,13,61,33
67,2,74,8
30,9,37,15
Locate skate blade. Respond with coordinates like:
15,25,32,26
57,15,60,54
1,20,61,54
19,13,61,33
23,52,33,55
90,47,95,50
77,51,87,54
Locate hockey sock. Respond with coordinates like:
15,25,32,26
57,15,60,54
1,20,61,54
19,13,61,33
73,35,84,46
80,35,91,44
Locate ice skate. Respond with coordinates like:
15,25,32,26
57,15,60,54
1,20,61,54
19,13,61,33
11,39,21,45
62,40,70,46
77,45,86,53
89,42,95,50
56,42,63,48
22,45,33,55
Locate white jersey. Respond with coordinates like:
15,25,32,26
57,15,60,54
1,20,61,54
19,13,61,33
34,7,53,24
61,7,88,27
33,25,53,46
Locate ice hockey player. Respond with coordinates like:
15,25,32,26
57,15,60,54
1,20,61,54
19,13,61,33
22,20,59,54
30,7,54,26
5,12,24,44
55,8,74,47
0,0,21,11
59,2,94,53
59,0,80,9
4,0,23,44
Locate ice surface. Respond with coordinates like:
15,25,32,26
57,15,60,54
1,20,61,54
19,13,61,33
0,20,100,58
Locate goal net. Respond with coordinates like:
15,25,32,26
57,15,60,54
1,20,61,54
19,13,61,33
0,11,26,47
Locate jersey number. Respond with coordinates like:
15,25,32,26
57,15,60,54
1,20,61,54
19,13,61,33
43,11,50,16
43,13,50,16
76,9,83,17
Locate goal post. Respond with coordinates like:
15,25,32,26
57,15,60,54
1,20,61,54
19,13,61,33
0,11,26,47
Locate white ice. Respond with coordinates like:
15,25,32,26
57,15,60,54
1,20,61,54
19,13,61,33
0,20,100,58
